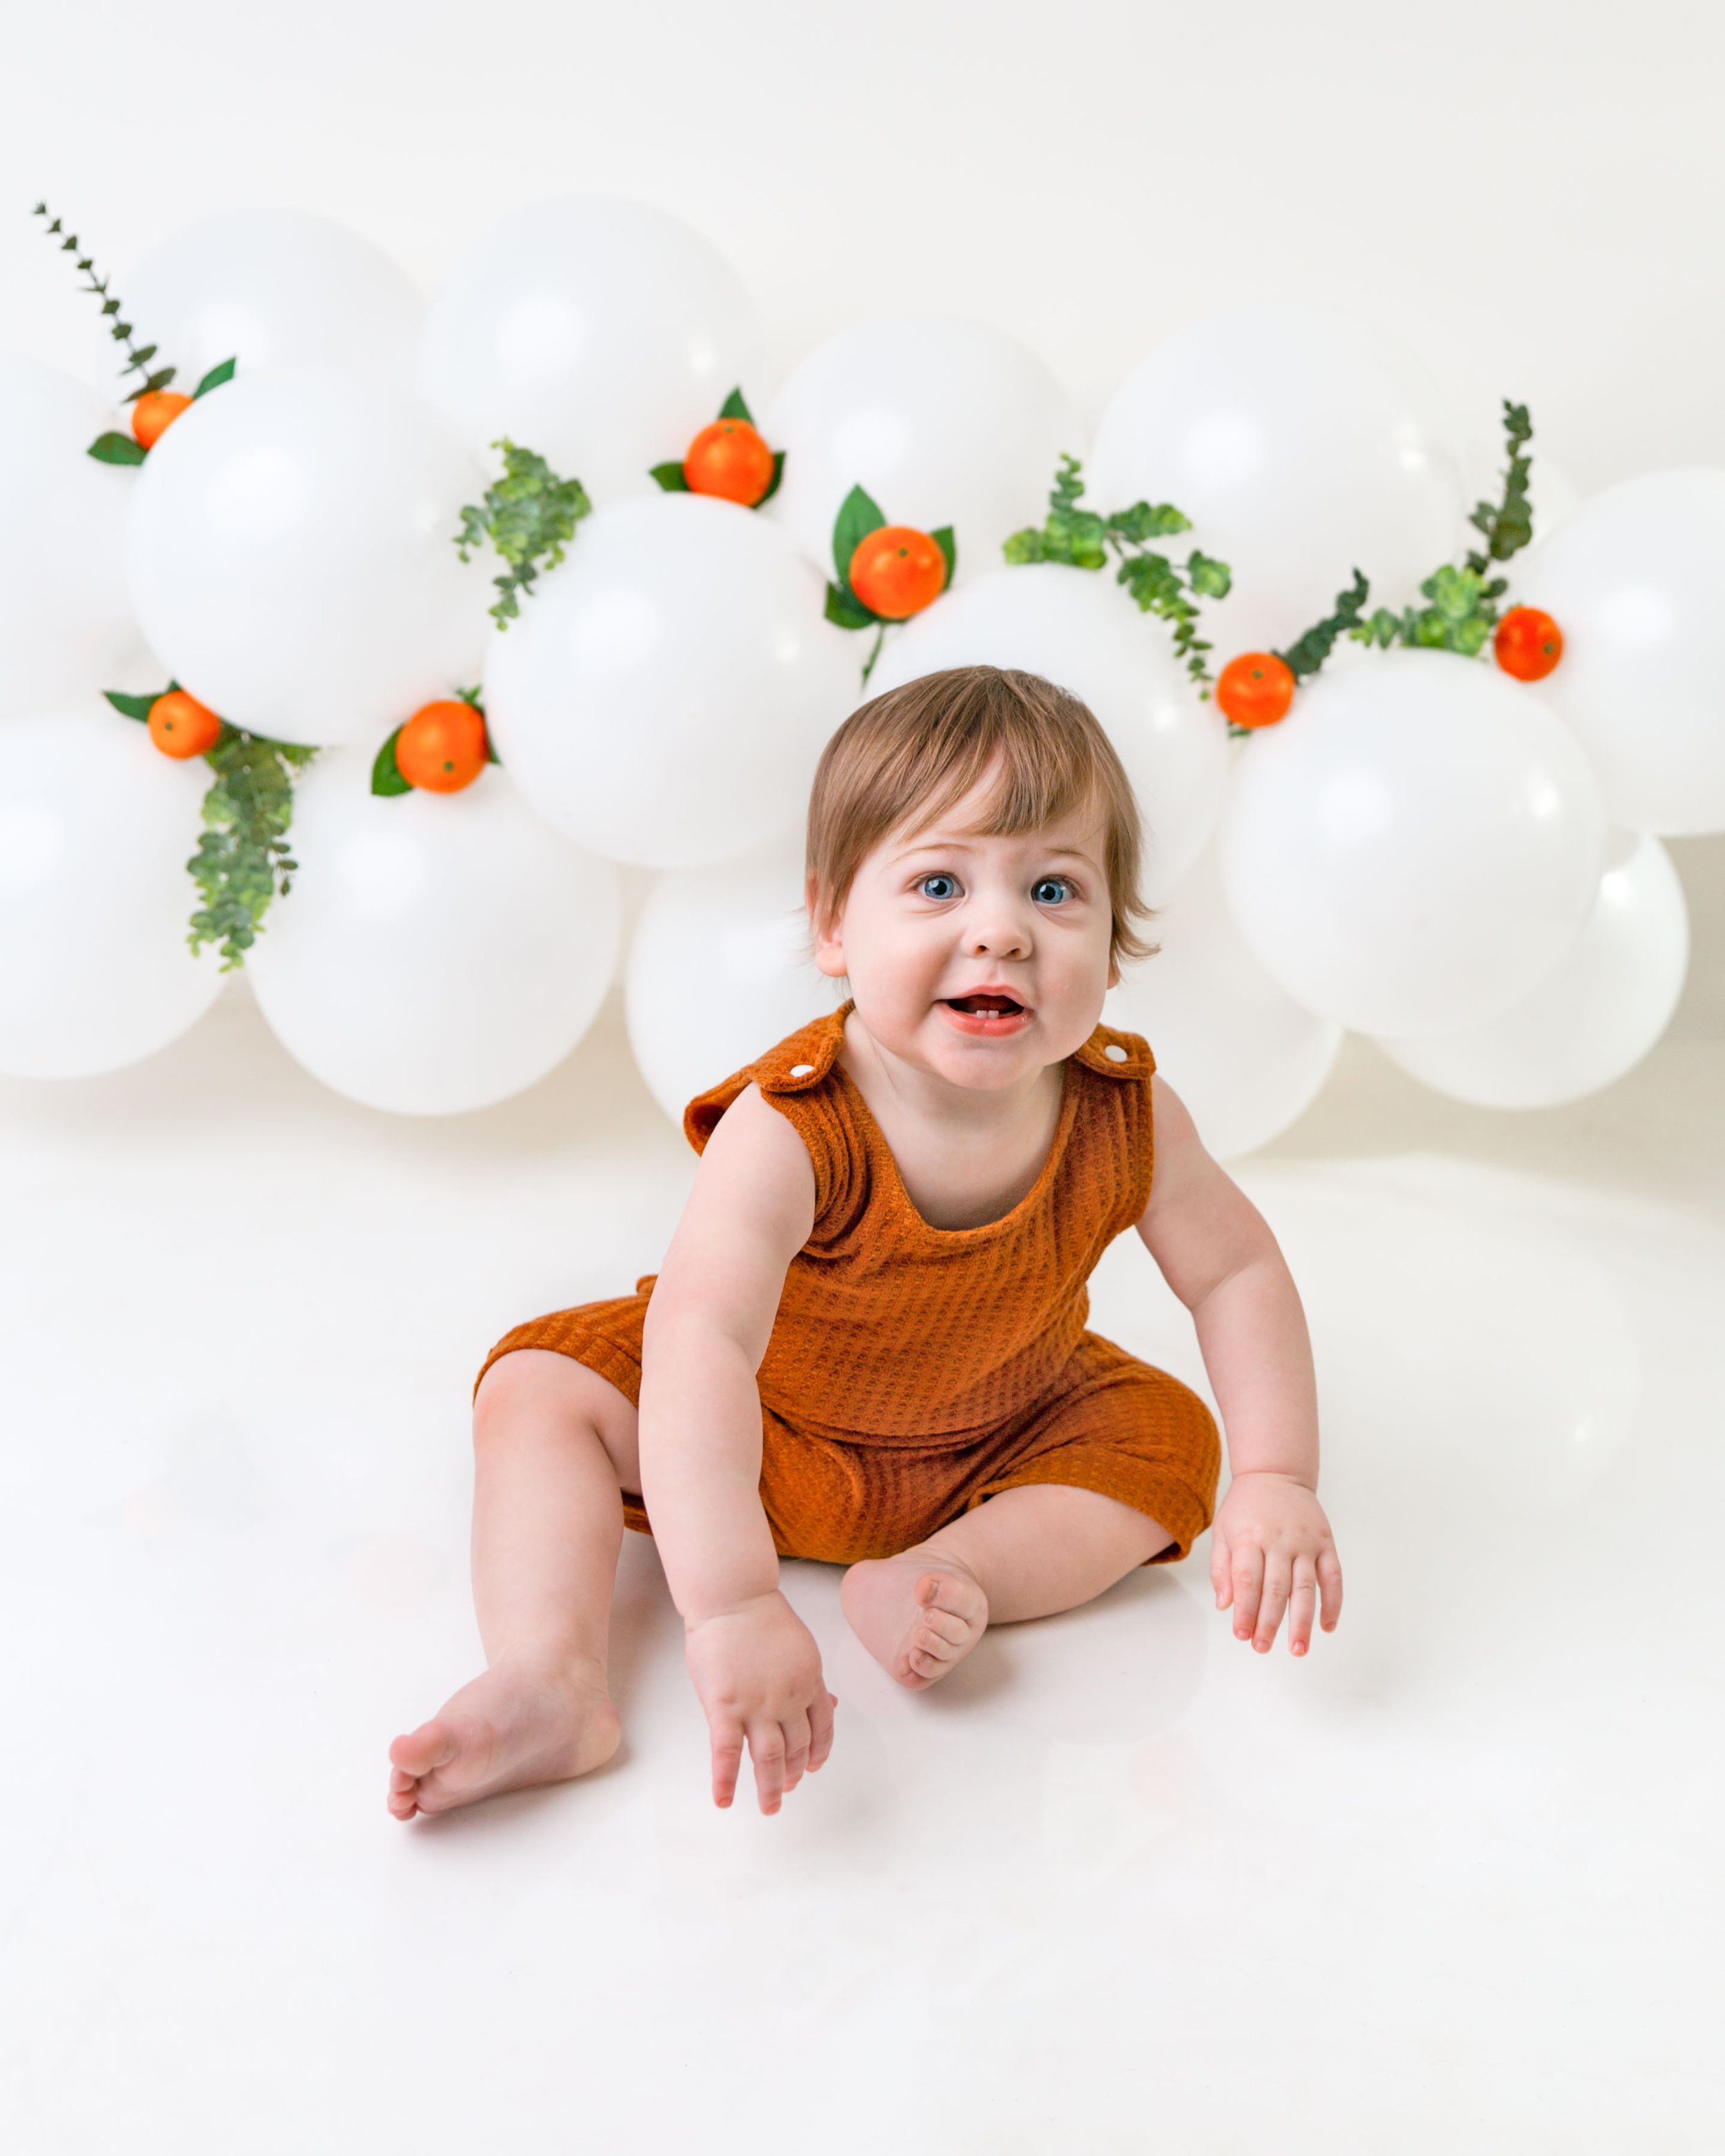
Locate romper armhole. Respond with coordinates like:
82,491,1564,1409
682,1007,852,1227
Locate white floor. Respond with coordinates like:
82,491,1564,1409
3,952,1723,2154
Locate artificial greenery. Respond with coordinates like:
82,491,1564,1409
1346,401,1536,659
1003,455,1232,693
650,387,786,504
103,688,313,968
1279,568,1371,678
455,439,591,626
34,201,177,403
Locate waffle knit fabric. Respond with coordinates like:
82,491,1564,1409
475,1006,1221,1567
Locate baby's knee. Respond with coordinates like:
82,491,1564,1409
472,1349,640,1481
473,1348,589,1440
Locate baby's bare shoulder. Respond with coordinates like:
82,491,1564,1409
686,1082,818,1238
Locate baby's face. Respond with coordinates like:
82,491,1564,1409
812,767,1116,1091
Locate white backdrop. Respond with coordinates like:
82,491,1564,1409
1,0,1721,998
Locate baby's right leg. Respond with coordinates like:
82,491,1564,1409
387,1351,640,1820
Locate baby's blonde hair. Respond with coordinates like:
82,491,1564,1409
805,664,1156,967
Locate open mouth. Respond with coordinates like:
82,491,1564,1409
944,993,1025,1017
940,992,1031,1035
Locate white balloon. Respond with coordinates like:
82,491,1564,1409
419,196,762,505
1219,647,1606,1038
1515,468,1725,834
626,836,842,1125
125,368,491,748
117,208,422,395
0,705,221,1076
246,753,620,1115
1087,304,1466,655
867,564,1228,902
765,313,1082,582
1376,831,1688,1107
1104,840,1343,1158
0,358,141,715
483,493,856,871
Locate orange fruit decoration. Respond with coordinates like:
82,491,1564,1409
847,526,948,620
395,700,490,793
147,689,222,759
1494,605,1564,682
1216,651,1297,729
132,390,195,451
683,417,777,507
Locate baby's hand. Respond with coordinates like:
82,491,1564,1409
1211,1470,1343,1656
683,1590,837,1813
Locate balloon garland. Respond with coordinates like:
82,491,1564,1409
3,190,1712,1135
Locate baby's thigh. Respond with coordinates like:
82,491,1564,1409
473,1349,641,1493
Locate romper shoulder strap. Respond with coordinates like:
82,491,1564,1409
1070,1020,1159,1228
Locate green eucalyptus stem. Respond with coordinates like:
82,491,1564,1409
32,201,177,402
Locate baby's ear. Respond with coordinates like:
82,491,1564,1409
807,877,847,978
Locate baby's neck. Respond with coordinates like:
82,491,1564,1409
838,1013,1068,1232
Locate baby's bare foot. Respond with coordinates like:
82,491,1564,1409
841,1551,989,1689
386,1655,620,1820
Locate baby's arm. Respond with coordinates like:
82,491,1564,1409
1135,1075,1343,1655
638,1083,836,1813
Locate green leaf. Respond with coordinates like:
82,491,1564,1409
1185,548,1232,600
193,357,237,398
825,581,878,631
1002,527,1046,565
102,687,160,722
649,460,691,491
831,484,887,585
758,449,785,507
87,432,146,466
186,732,317,970
1049,453,1087,514
371,726,412,796
1107,501,1192,543
718,388,752,423
453,439,593,629
123,366,178,402
931,525,956,591
1276,569,1371,678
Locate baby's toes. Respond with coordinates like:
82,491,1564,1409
916,1604,974,1649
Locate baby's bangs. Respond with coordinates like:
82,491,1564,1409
903,706,1108,844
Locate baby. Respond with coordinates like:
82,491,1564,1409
388,664,1342,1821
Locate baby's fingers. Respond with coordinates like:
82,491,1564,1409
1230,1543,1265,1643
779,1708,812,1794
1317,1546,1344,1631
1210,1523,1233,1610
1253,1551,1292,1652
1287,1555,1319,1656
747,1719,787,1815
710,1716,746,1810
808,1688,837,1774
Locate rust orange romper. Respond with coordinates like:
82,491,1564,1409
475,1005,1221,1567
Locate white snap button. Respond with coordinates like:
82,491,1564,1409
789,1063,815,1078
1103,1043,1129,1062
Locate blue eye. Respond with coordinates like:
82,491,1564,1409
918,873,959,900
1033,877,1071,905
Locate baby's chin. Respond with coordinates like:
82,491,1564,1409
852,997,1098,1089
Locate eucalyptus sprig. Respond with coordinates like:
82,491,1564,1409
1347,401,1535,658
33,203,236,464
455,439,591,626
103,689,314,969
1004,455,1232,693
33,201,175,403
